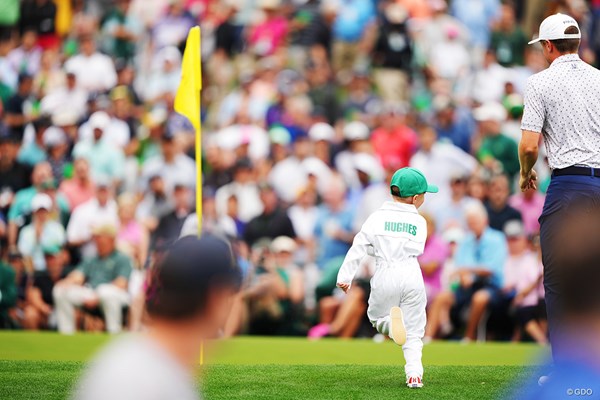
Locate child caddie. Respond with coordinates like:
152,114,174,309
336,167,438,388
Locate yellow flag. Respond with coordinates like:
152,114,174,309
174,26,203,236
175,26,202,133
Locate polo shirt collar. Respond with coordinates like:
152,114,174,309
551,53,581,67
380,201,419,214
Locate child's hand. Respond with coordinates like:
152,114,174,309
337,283,350,293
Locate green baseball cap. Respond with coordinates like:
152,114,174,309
42,244,62,256
390,167,439,197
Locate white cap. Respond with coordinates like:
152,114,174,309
353,153,380,176
504,220,526,238
52,110,79,127
442,227,465,244
528,13,581,45
308,122,335,142
95,174,112,188
271,236,297,253
31,193,53,212
43,126,66,147
473,102,507,123
89,111,111,131
343,121,370,141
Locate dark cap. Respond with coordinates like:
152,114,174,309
33,115,53,131
161,128,175,141
18,72,33,84
234,157,253,172
145,235,242,319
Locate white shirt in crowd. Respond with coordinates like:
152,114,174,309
73,335,200,400
429,40,471,81
410,141,478,212
67,198,119,259
269,156,332,203
64,52,117,92
352,182,389,231
434,196,481,233
79,118,131,149
521,53,600,169
40,87,88,121
140,154,196,193
215,182,263,223
470,61,508,103
288,205,318,241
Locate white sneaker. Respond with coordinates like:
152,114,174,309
389,306,407,346
538,374,551,386
406,376,423,389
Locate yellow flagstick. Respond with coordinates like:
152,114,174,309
174,26,204,365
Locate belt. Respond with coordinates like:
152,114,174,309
552,166,600,178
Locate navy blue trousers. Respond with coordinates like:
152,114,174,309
539,174,600,362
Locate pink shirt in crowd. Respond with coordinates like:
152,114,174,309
248,17,289,56
59,180,96,211
509,192,545,235
418,234,450,301
504,251,543,307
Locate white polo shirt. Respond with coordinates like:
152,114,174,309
521,54,600,169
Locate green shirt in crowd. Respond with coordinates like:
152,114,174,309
478,133,520,179
76,251,133,289
490,28,529,67
0,262,17,326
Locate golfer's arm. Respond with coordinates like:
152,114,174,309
519,130,540,175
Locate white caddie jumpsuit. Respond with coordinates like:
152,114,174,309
337,201,427,377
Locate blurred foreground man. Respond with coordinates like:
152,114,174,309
518,197,600,398
72,235,241,400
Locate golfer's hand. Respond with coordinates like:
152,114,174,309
337,283,350,293
520,169,538,192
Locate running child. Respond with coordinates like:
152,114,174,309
337,167,438,389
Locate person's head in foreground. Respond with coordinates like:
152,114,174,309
72,235,241,400
389,167,438,209
528,13,581,64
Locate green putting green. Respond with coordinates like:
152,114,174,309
0,332,547,399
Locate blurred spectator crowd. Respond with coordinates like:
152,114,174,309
0,0,598,342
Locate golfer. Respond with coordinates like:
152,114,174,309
72,235,241,400
519,13,600,363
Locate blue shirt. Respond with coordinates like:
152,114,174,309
435,107,476,153
17,221,66,271
72,140,125,181
314,204,354,269
17,142,46,166
454,227,507,286
451,0,500,48
333,0,376,42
